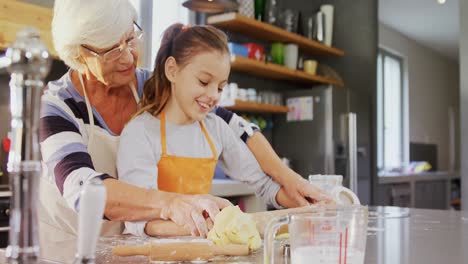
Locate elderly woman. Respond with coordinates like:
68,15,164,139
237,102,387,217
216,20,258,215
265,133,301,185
38,0,330,245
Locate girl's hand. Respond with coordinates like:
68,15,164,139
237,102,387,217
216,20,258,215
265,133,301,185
282,174,335,207
159,194,232,237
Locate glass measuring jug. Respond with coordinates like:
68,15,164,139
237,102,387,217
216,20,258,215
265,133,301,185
309,175,360,205
264,205,368,264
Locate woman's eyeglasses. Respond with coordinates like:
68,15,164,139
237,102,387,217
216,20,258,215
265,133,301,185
81,22,144,62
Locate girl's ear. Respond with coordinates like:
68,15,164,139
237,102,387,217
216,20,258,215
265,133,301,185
165,56,178,83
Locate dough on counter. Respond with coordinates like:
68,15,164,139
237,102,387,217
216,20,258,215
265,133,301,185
207,205,261,251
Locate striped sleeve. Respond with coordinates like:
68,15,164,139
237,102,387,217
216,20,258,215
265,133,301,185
40,94,112,211
214,106,259,142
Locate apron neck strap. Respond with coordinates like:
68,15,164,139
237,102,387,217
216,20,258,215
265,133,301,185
199,121,217,159
129,82,140,104
78,72,140,141
79,72,96,145
159,112,217,159
160,112,168,156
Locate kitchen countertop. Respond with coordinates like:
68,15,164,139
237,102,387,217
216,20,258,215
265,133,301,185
210,179,255,197
1,206,467,263
379,171,459,184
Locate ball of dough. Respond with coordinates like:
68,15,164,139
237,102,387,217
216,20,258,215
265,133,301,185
207,205,261,251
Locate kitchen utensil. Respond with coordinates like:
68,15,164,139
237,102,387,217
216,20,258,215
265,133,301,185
284,44,299,70
313,11,325,43
297,56,304,70
264,206,368,264
264,0,279,25
303,59,317,75
112,242,249,261
238,0,255,18
254,0,266,20
228,42,249,57
228,82,239,100
244,43,264,61
309,174,343,191
246,88,257,101
257,116,267,130
278,8,299,33
238,88,248,101
73,178,107,264
320,4,334,46
270,42,284,65
303,14,314,39
309,175,360,205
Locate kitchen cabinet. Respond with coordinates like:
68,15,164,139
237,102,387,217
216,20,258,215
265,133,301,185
414,180,447,209
378,171,459,209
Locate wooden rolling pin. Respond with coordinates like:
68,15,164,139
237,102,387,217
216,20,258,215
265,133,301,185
144,205,325,238
113,242,249,261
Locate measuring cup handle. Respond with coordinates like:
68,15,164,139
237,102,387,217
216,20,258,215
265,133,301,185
331,186,361,205
263,214,290,264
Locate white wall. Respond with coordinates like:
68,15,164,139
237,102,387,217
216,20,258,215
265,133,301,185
379,23,460,171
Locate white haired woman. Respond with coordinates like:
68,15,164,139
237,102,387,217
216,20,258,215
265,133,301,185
39,0,331,248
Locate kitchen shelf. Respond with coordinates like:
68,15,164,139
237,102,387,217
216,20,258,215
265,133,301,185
207,12,344,57
222,99,289,114
230,55,344,87
0,1,57,58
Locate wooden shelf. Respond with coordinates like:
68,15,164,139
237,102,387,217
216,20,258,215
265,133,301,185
223,100,289,114
230,55,344,87
0,1,57,58
208,12,344,57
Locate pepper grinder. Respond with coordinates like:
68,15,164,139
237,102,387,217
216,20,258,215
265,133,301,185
3,27,51,263
73,178,107,264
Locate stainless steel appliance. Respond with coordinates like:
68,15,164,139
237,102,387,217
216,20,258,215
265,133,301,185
272,85,358,195
273,86,334,176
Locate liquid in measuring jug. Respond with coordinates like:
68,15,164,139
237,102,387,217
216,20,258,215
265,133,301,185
292,246,365,264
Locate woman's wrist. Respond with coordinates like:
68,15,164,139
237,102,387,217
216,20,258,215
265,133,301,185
150,190,181,219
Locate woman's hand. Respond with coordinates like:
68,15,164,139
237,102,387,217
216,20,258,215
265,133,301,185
159,194,232,237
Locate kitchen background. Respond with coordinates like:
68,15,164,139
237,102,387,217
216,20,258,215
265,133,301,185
0,0,466,246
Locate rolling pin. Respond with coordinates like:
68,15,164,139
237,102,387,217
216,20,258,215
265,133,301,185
113,242,249,261
145,205,324,238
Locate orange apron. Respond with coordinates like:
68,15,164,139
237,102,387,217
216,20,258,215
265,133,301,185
157,112,217,194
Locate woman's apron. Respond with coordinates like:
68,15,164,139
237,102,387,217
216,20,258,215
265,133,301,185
38,74,139,259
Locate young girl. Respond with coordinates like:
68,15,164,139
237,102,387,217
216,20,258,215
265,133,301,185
117,23,296,237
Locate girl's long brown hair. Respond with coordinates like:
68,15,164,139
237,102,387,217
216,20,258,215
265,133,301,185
137,23,229,117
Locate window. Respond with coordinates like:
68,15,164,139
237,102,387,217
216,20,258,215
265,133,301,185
132,0,190,69
151,0,190,65
377,49,408,173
